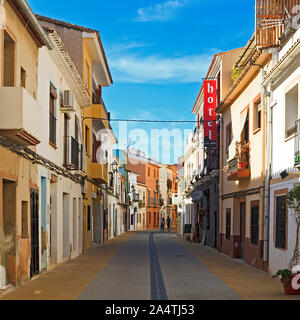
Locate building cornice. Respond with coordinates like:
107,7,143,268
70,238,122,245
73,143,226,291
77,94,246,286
216,49,271,113
46,28,92,108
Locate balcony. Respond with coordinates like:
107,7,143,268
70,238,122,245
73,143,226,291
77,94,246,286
148,197,159,207
64,137,86,172
0,87,42,146
139,200,145,208
225,142,250,181
85,97,110,129
167,197,173,206
131,193,139,202
91,162,108,184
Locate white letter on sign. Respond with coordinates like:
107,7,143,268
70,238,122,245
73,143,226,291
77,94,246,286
292,273,300,290
207,83,214,94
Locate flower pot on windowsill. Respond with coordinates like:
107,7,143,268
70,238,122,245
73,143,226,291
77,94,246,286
238,161,247,169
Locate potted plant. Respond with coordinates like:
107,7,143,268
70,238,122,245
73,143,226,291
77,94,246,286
273,186,300,295
238,143,249,169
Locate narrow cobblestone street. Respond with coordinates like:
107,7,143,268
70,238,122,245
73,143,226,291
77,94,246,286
1,231,300,301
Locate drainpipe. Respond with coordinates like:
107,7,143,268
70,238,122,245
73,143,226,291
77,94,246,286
218,116,223,252
262,71,272,267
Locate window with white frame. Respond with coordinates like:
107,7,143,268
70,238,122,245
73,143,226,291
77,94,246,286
285,84,298,138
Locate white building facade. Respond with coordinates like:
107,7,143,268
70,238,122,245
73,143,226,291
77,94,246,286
264,27,300,274
37,30,91,270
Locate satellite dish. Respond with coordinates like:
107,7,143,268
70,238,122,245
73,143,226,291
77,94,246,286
258,5,300,37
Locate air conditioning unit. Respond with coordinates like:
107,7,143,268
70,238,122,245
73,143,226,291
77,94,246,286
61,90,75,112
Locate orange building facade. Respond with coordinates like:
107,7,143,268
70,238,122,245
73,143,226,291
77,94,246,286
145,162,160,230
168,165,178,227
127,156,161,230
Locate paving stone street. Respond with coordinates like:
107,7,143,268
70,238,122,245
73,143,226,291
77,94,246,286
1,231,300,301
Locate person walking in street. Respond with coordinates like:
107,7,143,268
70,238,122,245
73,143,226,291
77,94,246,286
160,218,165,233
167,216,171,233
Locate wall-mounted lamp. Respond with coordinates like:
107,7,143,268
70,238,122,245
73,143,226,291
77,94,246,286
280,170,300,180
280,170,289,180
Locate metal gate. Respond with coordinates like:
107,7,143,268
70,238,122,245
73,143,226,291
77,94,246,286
30,189,39,277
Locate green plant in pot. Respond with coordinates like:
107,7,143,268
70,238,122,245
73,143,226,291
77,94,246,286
272,185,300,295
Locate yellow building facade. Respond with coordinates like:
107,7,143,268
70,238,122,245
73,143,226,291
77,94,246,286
0,0,52,287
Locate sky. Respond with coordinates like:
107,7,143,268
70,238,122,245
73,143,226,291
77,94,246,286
28,0,255,164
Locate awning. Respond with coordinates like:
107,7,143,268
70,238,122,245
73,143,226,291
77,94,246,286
228,110,248,161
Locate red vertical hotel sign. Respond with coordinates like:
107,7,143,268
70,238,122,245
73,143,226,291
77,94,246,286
203,80,217,141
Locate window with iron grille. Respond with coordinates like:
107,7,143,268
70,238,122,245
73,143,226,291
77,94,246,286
275,195,287,249
49,83,57,145
251,202,259,246
226,209,231,240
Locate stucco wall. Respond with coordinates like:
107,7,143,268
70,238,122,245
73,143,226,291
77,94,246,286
221,73,264,197
1,1,39,98
37,47,84,166
271,65,300,176
269,179,299,274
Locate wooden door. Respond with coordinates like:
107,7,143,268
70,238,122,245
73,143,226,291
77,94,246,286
240,202,246,259
30,190,39,277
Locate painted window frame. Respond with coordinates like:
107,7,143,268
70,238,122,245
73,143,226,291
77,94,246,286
253,93,262,134
2,27,17,87
274,189,288,250
250,200,260,246
226,209,231,240
225,122,232,159
284,83,299,140
49,82,57,147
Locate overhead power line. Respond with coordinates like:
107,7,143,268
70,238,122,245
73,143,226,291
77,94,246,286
83,117,218,124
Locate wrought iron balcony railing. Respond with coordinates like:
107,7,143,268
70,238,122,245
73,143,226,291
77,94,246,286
64,136,86,172
64,136,79,169
225,141,250,180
